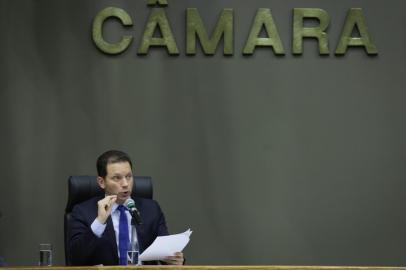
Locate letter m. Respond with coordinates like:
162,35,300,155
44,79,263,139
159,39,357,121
187,8,233,55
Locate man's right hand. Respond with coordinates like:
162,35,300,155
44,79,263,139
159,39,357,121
96,195,117,224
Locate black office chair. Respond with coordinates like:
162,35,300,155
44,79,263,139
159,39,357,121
64,175,153,266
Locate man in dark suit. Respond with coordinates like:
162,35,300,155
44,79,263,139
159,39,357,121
68,150,184,266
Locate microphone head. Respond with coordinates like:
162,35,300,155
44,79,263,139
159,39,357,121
125,198,143,225
125,198,136,210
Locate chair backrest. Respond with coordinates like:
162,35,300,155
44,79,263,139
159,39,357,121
64,175,153,266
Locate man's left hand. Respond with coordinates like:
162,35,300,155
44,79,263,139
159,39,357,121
162,252,184,265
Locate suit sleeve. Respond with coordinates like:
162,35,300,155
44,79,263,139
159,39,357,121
154,200,169,237
153,202,185,265
154,200,171,265
68,204,104,265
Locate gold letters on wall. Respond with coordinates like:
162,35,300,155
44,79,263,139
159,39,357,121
336,8,378,55
243,8,285,55
92,7,133,54
91,1,378,56
293,8,330,55
187,8,233,55
138,8,179,55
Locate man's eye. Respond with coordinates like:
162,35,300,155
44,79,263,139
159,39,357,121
126,175,132,179
112,176,120,181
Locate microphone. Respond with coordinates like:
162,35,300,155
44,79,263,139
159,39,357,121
125,198,142,225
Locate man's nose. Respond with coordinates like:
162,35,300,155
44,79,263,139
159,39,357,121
121,178,129,186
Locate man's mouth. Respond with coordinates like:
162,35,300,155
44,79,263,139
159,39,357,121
120,191,130,196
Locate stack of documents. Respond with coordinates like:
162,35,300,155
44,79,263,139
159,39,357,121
139,229,192,261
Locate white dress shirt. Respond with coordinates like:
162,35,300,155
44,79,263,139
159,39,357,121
90,202,138,256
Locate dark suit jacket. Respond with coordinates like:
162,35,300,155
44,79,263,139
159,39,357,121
68,196,168,266
0,256,5,267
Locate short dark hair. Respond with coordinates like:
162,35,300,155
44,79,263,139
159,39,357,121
96,150,133,177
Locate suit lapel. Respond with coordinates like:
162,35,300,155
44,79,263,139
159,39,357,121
133,197,145,252
105,217,118,258
134,221,144,252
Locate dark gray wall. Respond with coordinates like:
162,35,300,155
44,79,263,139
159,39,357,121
0,0,405,266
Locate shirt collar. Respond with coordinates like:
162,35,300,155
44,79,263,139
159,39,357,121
111,202,120,212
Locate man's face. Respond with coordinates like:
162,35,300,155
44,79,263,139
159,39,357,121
97,161,133,204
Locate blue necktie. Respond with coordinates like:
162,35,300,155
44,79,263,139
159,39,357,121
118,205,129,265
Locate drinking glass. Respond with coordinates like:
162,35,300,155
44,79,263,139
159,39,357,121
127,250,139,265
38,243,52,266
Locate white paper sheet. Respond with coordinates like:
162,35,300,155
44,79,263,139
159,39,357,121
139,229,192,261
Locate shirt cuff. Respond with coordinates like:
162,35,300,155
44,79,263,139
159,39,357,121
91,218,106,238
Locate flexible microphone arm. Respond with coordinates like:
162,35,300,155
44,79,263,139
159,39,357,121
129,208,142,225
125,198,141,265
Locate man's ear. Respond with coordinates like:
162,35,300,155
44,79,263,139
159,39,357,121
97,176,106,189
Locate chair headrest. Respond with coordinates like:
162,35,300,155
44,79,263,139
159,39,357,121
65,175,153,212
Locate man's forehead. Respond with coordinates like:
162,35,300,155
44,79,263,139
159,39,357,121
106,161,132,173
